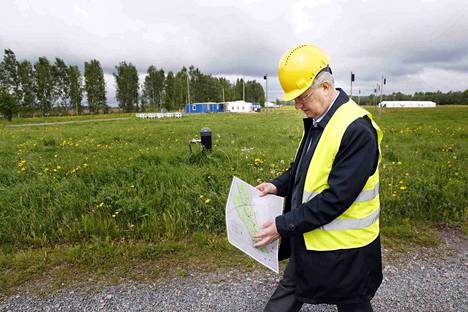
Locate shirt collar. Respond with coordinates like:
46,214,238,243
312,90,340,127
302,88,350,130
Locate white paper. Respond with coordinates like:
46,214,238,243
225,176,284,273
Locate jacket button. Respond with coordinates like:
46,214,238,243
288,224,295,231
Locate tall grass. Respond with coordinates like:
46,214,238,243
0,107,466,251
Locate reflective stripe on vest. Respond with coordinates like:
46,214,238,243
303,182,380,203
301,99,383,251
320,207,380,231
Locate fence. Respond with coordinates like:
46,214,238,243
136,112,183,119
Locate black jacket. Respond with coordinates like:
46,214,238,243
271,89,383,304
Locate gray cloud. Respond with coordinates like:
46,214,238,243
1,0,467,101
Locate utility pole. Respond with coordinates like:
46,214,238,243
242,79,245,101
264,74,268,105
358,89,361,106
186,74,191,104
380,75,386,105
350,72,355,98
222,87,225,102
374,85,379,106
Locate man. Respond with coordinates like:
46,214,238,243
254,44,383,312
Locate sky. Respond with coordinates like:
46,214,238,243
1,0,468,104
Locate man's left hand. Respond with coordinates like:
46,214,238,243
254,219,280,248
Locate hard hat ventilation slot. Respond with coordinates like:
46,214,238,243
284,44,308,66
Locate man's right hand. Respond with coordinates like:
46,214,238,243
255,182,278,197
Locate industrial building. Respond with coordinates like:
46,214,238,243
225,100,253,113
185,102,225,113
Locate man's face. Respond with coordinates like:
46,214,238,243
294,85,328,118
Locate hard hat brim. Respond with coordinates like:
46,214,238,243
283,88,307,102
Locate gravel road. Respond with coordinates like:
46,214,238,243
1,232,466,312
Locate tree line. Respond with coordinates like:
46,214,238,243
0,49,266,120
354,90,468,106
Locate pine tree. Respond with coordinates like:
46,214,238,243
163,71,175,110
174,67,189,111
218,77,233,102
245,80,265,104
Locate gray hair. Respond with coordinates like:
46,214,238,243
311,71,335,89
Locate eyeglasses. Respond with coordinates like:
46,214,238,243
295,90,314,103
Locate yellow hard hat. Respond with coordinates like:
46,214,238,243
278,44,330,101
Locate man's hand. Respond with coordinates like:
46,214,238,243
254,219,280,248
256,182,278,197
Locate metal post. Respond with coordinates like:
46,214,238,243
264,74,268,104
222,87,225,102
358,89,361,106
242,79,245,101
350,72,353,98
187,74,191,104
380,75,384,105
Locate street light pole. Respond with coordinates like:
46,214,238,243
264,74,268,105
380,75,385,105
242,79,245,101
186,74,191,104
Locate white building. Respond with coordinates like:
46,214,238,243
378,101,436,108
225,100,253,113
264,101,280,108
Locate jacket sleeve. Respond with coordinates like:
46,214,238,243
275,118,379,238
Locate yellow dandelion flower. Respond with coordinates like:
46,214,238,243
400,186,407,190
199,195,205,199
205,198,211,204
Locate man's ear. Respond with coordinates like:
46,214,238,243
321,82,332,95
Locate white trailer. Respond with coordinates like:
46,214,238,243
378,101,436,108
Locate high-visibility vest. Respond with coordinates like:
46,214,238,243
301,100,383,251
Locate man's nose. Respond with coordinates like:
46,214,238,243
295,101,302,110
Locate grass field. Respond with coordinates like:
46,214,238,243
0,106,466,294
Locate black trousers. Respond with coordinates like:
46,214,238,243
264,260,373,312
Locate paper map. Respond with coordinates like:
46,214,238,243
225,176,284,273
